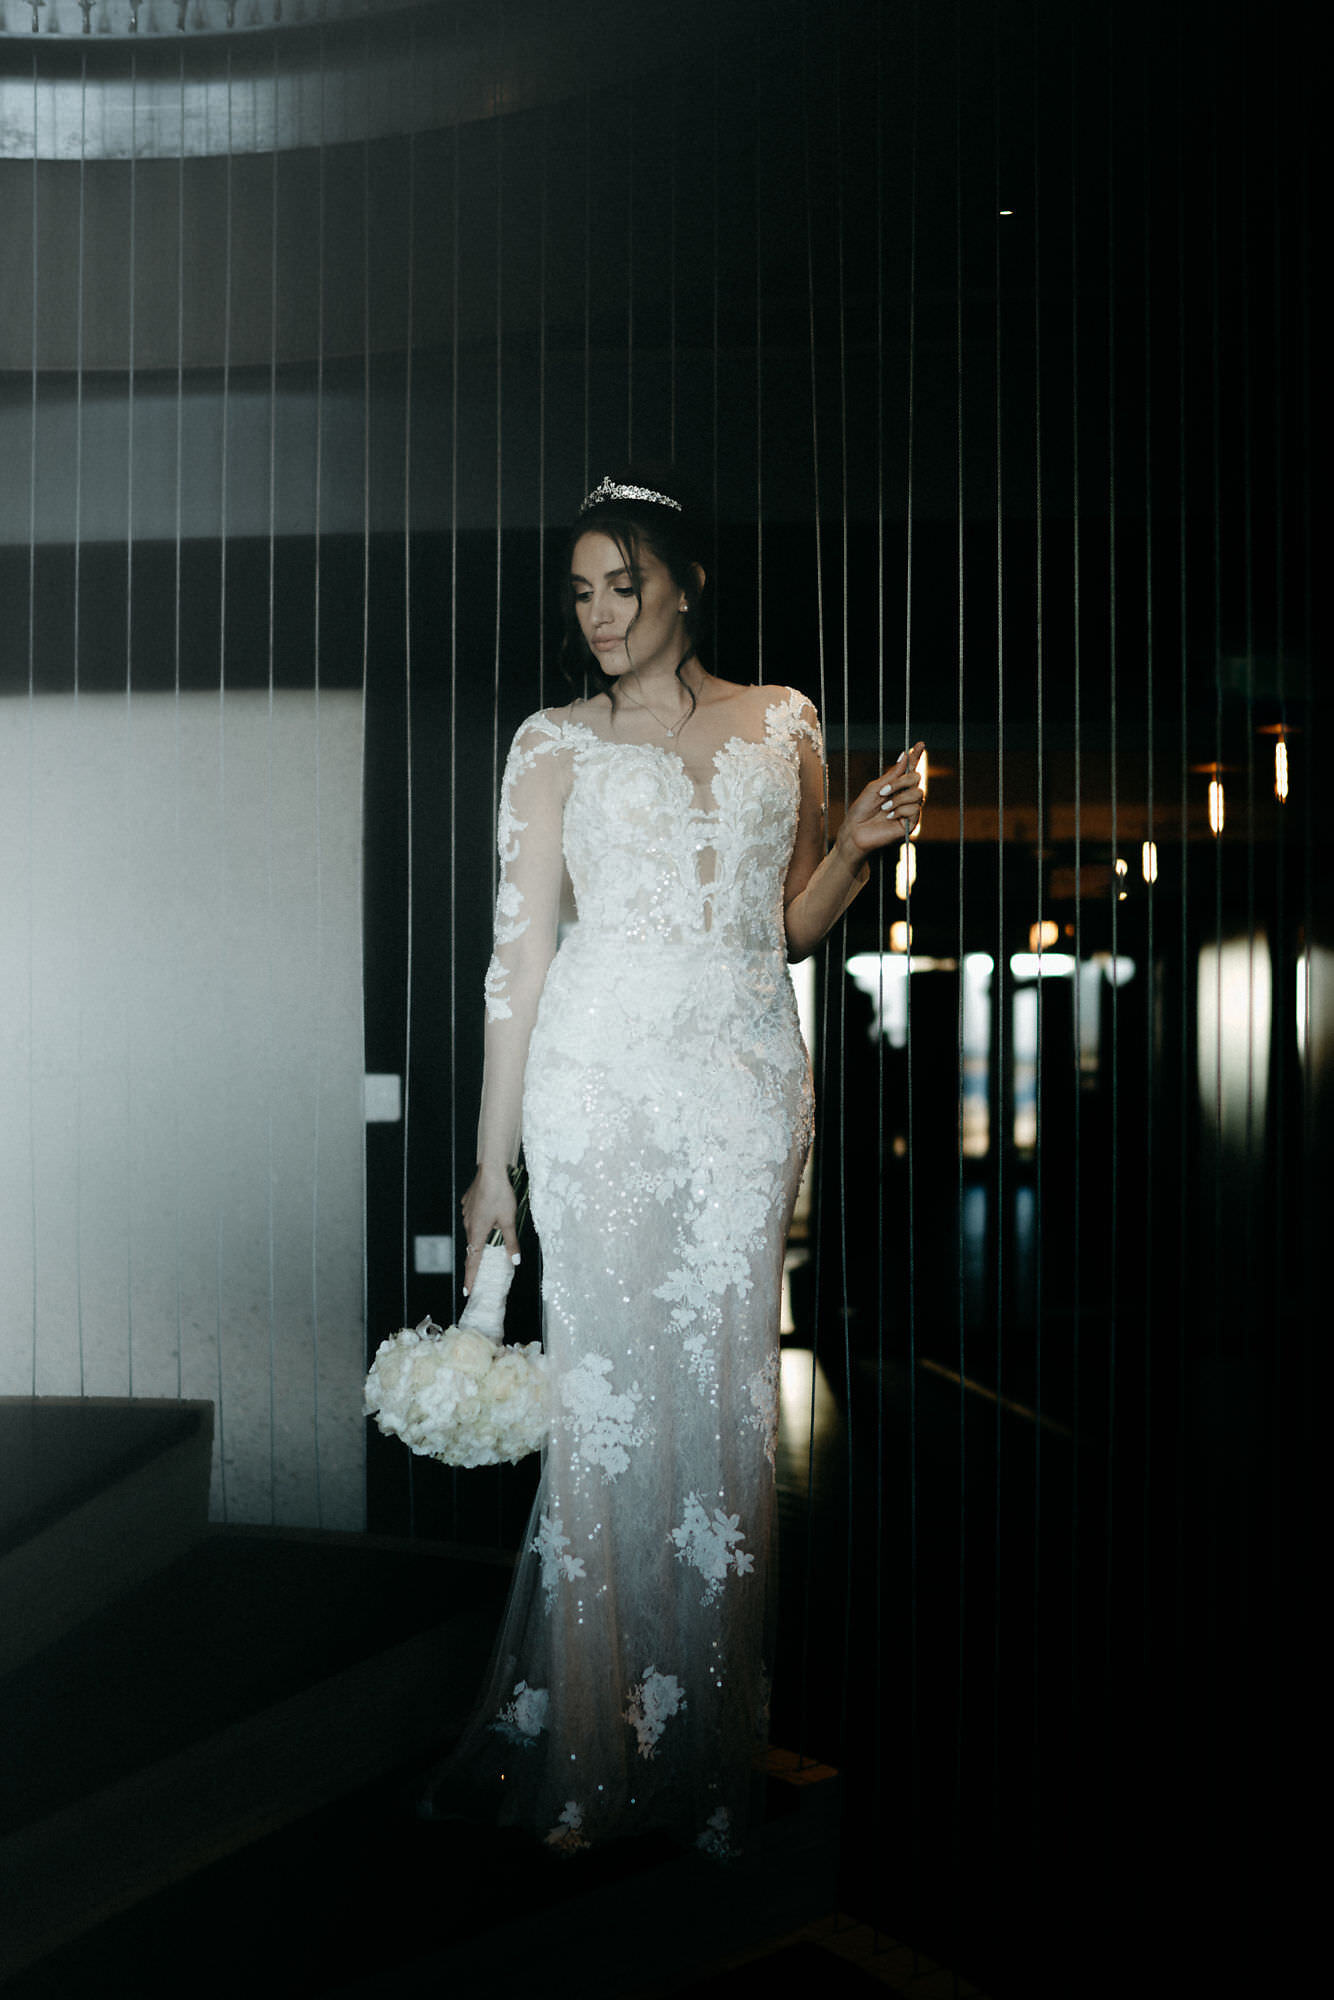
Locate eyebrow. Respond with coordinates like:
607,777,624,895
570,564,635,585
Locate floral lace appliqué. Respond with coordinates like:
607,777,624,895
558,1353,647,1481
623,1667,686,1760
669,1493,755,1605
492,1679,549,1743
697,1805,735,1860
545,1800,589,1854
747,1351,780,1468
484,713,566,1022
533,1512,586,1609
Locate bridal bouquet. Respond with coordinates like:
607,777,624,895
364,1198,547,1466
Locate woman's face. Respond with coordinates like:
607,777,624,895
570,530,687,679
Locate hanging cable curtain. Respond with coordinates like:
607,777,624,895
0,0,1315,1987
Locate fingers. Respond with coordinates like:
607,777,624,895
875,742,925,837
464,1225,521,1298
463,1238,485,1300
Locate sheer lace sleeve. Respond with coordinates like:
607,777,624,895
476,712,569,1171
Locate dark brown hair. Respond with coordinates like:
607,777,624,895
557,467,709,711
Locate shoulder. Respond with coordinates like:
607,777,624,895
762,685,823,747
516,695,611,739
506,705,585,760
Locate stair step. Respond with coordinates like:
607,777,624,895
0,1530,510,1982
0,1397,214,1675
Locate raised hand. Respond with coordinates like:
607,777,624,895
837,741,926,860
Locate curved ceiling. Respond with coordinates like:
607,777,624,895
0,0,741,159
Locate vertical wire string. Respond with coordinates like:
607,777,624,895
580,80,591,498
214,43,236,1518
1029,0,1046,1831
404,54,420,1344
265,36,281,1518
1203,41,1225,1745
625,68,635,458
1295,53,1312,1484
537,96,549,712
1207,30,1224,1376
356,18,385,1525
796,0,830,1764
1103,3,1120,1712
1173,8,1189,1675
870,0,888,1890
1067,3,1083,1717
950,0,967,1946
1265,5,1289,1628
447,39,461,1348
668,57,678,465
1236,24,1258,1661
710,36,720,597
753,49,764,689
312,16,329,1526
172,41,187,1406
904,0,923,1932
491,5,505,893
125,46,139,1401
402,38,420,1343
830,4,857,1760
1139,25,1156,1665
990,0,1006,1836
491,2,507,1551
73,47,87,1398
26,50,39,1399
1204,18,1224,1686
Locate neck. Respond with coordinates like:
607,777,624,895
619,655,705,708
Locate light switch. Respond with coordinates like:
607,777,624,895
364,1073,402,1123
414,1235,454,1275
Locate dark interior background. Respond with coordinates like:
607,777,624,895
0,0,1321,1989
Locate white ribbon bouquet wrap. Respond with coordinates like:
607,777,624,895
363,1243,547,1468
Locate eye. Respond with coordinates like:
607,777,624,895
614,587,637,599
572,588,591,603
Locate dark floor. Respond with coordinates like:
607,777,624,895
2,1329,1310,1999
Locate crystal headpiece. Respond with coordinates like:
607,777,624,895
579,475,682,515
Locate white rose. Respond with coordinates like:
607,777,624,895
439,1328,497,1377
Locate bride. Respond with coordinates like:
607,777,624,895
439,470,923,1856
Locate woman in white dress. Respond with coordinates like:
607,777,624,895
441,471,923,1856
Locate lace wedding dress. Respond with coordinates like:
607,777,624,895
443,685,821,1857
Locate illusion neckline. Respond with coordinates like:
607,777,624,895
559,713,792,817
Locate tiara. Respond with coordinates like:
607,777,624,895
578,475,683,515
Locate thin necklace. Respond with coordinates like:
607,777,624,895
617,682,696,738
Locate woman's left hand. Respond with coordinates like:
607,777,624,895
837,741,926,861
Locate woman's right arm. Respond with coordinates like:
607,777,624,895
463,715,567,1294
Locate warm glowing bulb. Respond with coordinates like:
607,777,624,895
1114,857,1128,877
889,921,912,953
1275,739,1289,802
1029,920,1059,952
1142,840,1158,883
895,844,918,900
1209,779,1225,836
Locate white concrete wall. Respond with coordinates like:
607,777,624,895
0,689,366,1528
